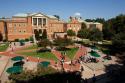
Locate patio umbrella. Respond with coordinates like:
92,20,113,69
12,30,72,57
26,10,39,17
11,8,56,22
90,51,100,57
11,56,24,61
38,61,50,67
13,61,24,66
6,66,23,74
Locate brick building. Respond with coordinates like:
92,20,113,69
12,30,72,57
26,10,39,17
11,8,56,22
0,12,102,41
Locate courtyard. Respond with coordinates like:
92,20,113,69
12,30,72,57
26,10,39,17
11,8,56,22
0,40,119,83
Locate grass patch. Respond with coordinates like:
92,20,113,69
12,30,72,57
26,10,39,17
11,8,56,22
0,43,9,52
61,48,78,60
22,44,38,50
16,51,58,61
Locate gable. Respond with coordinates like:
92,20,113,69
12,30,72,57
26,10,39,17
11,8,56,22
32,13,48,18
34,13,44,17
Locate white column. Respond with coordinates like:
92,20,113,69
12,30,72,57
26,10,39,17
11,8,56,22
32,17,33,26
45,18,47,26
37,18,38,26
42,18,43,27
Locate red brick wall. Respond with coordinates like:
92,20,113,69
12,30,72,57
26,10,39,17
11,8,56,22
6,17,33,41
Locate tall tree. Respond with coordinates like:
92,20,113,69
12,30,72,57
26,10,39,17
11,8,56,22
34,30,39,41
102,26,115,40
89,28,103,41
53,37,73,48
77,28,90,39
81,22,87,29
41,29,47,39
38,39,52,48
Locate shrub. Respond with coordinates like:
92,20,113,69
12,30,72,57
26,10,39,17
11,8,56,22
3,39,7,42
25,38,29,42
15,39,19,42
29,36,33,41
37,48,51,53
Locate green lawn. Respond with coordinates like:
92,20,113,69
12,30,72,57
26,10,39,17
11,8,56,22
23,44,38,50
0,43,9,52
16,51,58,61
61,48,78,60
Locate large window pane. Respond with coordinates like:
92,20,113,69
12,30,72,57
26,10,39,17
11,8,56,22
33,18,37,25
38,18,42,25
43,18,46,26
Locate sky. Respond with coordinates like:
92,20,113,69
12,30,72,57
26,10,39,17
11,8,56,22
0,0,125,20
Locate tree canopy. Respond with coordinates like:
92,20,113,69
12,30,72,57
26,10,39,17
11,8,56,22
41,29,47,39
67,29,76,37
77,28,90,39
53,37,73,48
37,39,52,48
89,28,103,41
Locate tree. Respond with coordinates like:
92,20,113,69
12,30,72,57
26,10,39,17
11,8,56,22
112,32,125,51
53,37,73,48
67,29,76,39
37,39,52,48
102,27,115,40
85,18,105,23
85,19,94,22
89,28,103,41
106,14,125,34
53,15,60,20
77,28,90,39
0,32,3,41
41,29,47,39
81,22,87,29
94,18,105,24
34,30,39,41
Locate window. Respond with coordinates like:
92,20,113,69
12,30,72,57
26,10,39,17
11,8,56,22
33,18,37,25
24,24,25,27
14,27,16,32
9,23,12,27
19,24,21,27
38,18,42,25
43,18,46,26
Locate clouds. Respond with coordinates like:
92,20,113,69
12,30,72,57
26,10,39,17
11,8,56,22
74,12,81,16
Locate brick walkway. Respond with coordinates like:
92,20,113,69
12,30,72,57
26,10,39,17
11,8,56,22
51,50,70,61
74,46,87,60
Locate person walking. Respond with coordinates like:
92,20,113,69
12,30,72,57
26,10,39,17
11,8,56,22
26,57,29,62
92,74,96,83
81,66,84,72
84,78,88,83
38,57,40,63
12,47,14,52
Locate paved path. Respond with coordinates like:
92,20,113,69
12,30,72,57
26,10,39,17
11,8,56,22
74,46,87,60
51,50,70,61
